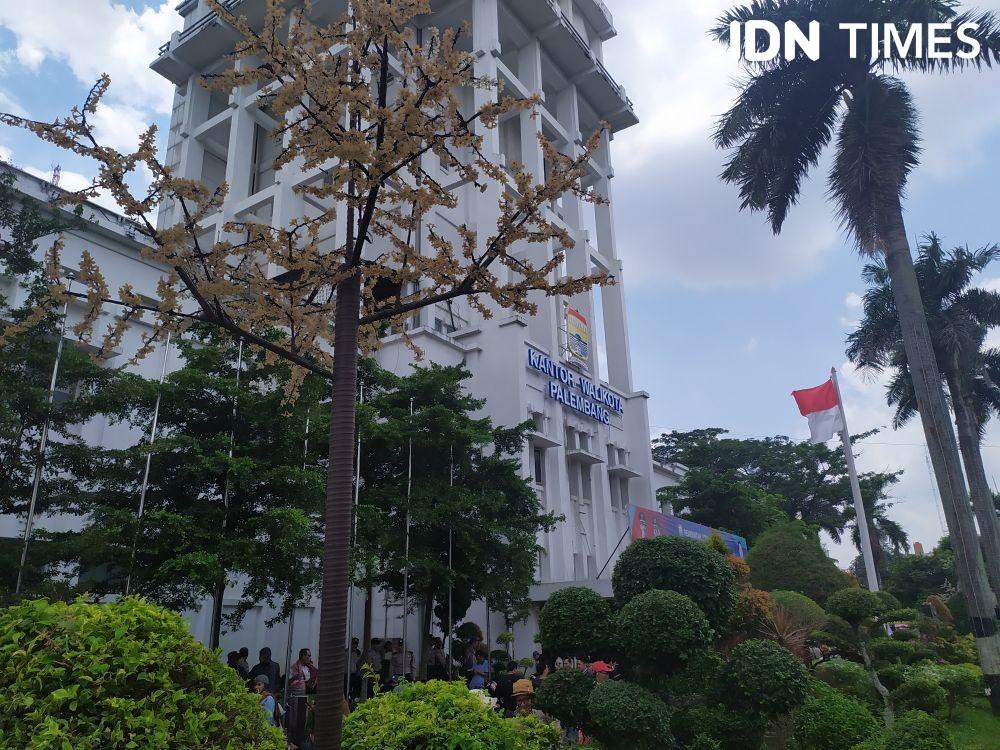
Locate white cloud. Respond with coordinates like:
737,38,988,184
91,101,158,154
745,336,759,353
845,292,863,309
0,0,181,115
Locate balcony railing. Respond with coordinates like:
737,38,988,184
158,0,245,57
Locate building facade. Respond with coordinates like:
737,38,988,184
3,0,671,665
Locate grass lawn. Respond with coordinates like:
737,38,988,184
949,698,1000,750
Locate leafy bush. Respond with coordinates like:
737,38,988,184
725,586,774,638
537,587,612,659
891,628,917,641
814,659,879,711
746,521,851,604
722,639,808,717
343,680,554,749
587,680,673,750
616,590,713,669
534,667,595,730
507,715,563,749
769,590,828,632
877,664,908,691
890,676,947,717
611,535,737,630
826,588,885,628
789,680,879,750
934,634,977,665
870,639,915,665
905,663,982,720
0,597,284,750
874,591,902,611
882,710,955,750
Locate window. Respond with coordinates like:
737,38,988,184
533,446,545,486
250,123,279,193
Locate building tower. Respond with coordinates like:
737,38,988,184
152,0,671,656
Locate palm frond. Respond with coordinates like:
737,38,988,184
828,75,921,254
886,9,1000,72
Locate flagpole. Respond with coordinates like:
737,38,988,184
125,331,172,597
447,445,453,682
346,384,364,690
831,367,880,592
15,292,71,595
402,397,414,679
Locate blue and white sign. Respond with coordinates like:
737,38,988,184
527,347,624,425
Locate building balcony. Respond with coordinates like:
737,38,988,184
528,428,561,449
565,446,604,465
607,462,641,479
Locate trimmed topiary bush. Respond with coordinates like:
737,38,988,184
890,676,947,717
882,710,955,750
616,589,713,669
587,680,673,750
870,638,916,665
611,535,737,630
904,664,982,720
826,588,885,628
746,521,851,604
877,664,908,691
343,680,557,749
537,587,612,659
0,597,284,749
722,639,808,716
770,590,828,632
814,659,879,711
789,680,879,750
534,667,595,730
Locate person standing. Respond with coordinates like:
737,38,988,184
226,651,249,681
287,648,317,746
249,647,282,698
237,646,251,675
253,675,278,727
361,638,383,698
346,637,362,701
496,661,520,715
423,637,448,681
467,645,490,690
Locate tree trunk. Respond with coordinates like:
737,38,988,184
315,272,363,750
950,378,1000,598
882,203,1000,714
858,637,894,726
421,591,434,679
363,584,373,653
209,578,225,650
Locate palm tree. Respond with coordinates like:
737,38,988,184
847,234,1000,593
841,471,910,586
712,1,1000,712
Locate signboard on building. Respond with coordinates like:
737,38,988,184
526,347,624,425
627,505,748,558
565,305,590,362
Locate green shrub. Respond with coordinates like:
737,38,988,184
826,588,885,628
870,638,915,665
537,587,612,659
343,680,552,749
0,597,284,750
587,680,673,750
905,643,939,665
746,521,851,604
534,667,595,729
722,639,808,717
905,663,982,720
611,535,738,630
770,590,828,632
882,710,955,750
672,705,768,750
934,634,977,664
789,680,879,750
874,591,902,611
891,628,917,641
877,664,908,691
616,589,713,670
814,659,879,710
507,715,563,749
890,676,947,717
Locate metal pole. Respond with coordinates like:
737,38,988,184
346,385,363,691
284,409,311,702
15,296,70,595
831,368,880,592
401,397,414,678
447,446,454,681
125,331,173,596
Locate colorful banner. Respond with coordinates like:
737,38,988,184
627,505,748,558
566,305,590,361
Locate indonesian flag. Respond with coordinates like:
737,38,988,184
792,379,844,444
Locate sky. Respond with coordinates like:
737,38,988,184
0,0,999,566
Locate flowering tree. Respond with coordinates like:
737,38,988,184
0,1,610,746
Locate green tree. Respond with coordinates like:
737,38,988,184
845,471,910,587
848,234,1000,591
0,170,143,601
355,363,558,643
41,329,328,647
659,467,787,544
884,540,956,608
713,1,1000,709
747,521,851,604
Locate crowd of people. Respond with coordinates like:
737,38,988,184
226,630,616,746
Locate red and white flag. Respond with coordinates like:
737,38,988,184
792,379,844,444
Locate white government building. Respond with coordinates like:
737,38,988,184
1,0,686,664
